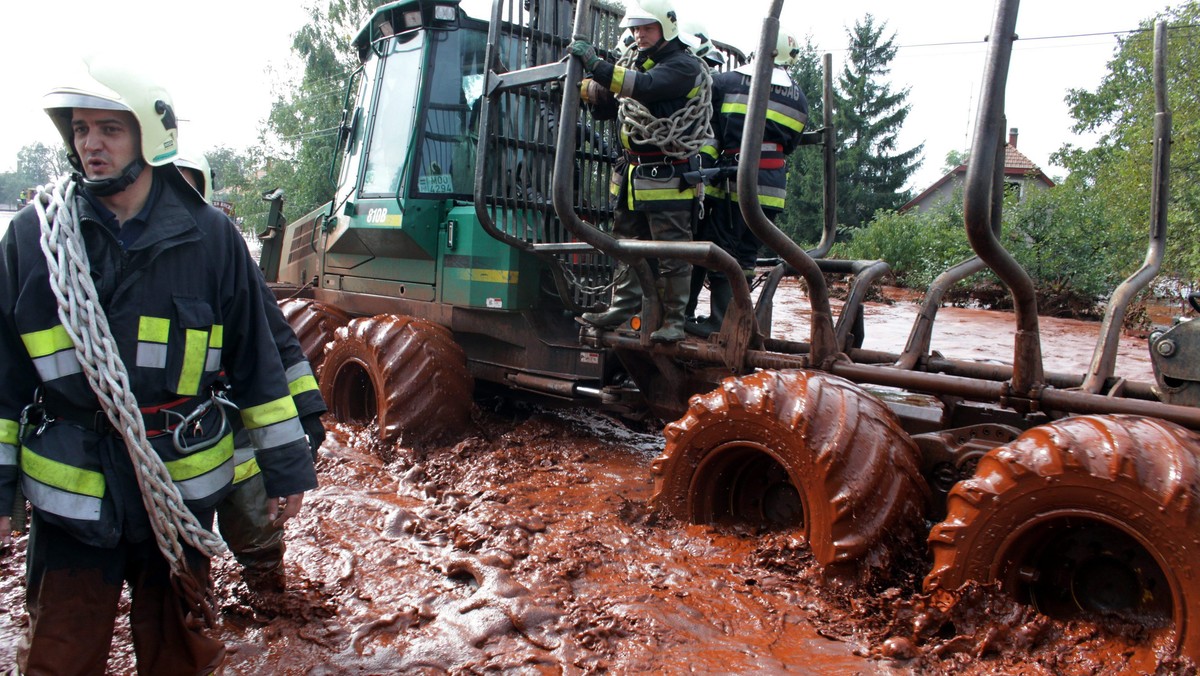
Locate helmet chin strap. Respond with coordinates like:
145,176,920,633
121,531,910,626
639,37,666,54
80,159,146,197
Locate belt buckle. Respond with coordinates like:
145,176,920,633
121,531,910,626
143,409,165,436
93,410,109,434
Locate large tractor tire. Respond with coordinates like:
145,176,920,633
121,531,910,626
926,414,1200,658
278,298,351,373
319,314,474,448
650,369,929,568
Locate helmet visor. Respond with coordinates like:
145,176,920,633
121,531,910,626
43,90,131,114
620,16,659,29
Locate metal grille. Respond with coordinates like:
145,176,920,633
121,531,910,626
287,219,316,265
475,0,625,311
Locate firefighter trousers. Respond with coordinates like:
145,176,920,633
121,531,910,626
216,472,285,577
19,510,225,676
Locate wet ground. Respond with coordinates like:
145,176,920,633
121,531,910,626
0,272,1195,674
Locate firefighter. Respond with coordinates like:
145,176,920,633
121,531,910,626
0,56,318,673
680,26,726,322
687,31,809,337
680,20,726,71
568,0,711,343
176,151,327,593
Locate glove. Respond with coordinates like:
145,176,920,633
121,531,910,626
580,78,605,104
300,413,326,461
568,39,601,71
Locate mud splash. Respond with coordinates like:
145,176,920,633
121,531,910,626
2,405,1193,673
0,288,1193,673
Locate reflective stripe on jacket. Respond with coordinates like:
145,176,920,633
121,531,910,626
710,69,809,210
0,417,18,472
0,169,318,546
591,39,708,212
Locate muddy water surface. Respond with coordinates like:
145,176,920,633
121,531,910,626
0,280,1193,674
768,279,1158,383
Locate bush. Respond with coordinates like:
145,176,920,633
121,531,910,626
833,191,974,289
825,178,1146,318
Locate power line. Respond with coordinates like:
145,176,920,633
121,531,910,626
826,24,1200,53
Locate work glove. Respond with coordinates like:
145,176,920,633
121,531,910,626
568,38,601,71
301,412,326,461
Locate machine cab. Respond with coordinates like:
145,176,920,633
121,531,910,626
276,1,541,309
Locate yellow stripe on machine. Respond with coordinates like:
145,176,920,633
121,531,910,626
449,269,520,284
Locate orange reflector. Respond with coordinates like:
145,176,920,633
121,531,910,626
630,315,642,331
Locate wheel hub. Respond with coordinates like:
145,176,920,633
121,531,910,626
331,360,377,425
690,444,803,528
1010,518,1171,626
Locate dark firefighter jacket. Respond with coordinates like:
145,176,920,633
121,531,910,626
705,68,809,211
230,278,326,486
0,167,318,547
588,38,707,212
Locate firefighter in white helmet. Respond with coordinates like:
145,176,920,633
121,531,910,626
174,150,214,202
687,31,809,336
679,19,726,70
0,55,318,673
567,0,711,342
176,150,329,593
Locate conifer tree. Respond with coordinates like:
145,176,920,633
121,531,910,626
834,14,922,230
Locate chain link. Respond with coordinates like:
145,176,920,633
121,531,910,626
615,49,715,160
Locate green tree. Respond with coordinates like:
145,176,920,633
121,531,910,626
835,190,973,290
0,172,24,206
259,0,381,222
833,15,922,231
206,145,256,195
16,142,70,186
836,170,1140,316
1000,173,1137,316
942,149,969,172
776,37,828,246
1055,2,1200,286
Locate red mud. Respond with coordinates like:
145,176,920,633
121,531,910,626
769,280,1158,383
0,283,1193,674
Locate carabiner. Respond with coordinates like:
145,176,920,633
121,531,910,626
172,395,230,454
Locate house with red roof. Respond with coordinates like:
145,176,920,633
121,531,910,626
899,128,1056,213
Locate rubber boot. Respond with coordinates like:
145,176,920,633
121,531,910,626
685,272,732,337
580,264,643,328
650,273,691,343
685,266,707,321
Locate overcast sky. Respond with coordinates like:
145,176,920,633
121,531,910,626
0,0,1167,192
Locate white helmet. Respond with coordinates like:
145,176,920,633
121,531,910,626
678,18,726,68
175,151,213,202
619,0,679,43
613,28,636,59
703,47,726,69
775,31,801,66
44,54,179,195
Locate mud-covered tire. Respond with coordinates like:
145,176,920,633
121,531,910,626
650,369,929,568
320,314,474,447
278,299,351,373
926,414,1200,658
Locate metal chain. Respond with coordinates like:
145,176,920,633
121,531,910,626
561,261,616,296
33,177,225,615
615,49,715,160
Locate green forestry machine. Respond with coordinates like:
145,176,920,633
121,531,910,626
261,0,1200,660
